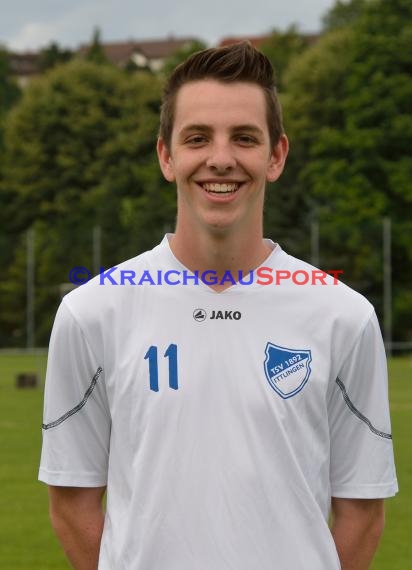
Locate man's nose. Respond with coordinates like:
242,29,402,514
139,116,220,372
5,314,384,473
206,142,237,172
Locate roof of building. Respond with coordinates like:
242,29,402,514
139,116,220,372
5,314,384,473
77,37,201,66
9,52,40,76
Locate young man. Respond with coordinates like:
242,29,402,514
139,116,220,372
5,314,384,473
39,43,398,569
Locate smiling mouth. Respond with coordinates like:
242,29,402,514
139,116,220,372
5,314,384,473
200,183,240,194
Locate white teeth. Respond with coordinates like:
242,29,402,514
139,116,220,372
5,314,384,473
202,183,239,193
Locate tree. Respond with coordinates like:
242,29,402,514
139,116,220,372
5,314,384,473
0,48,21,107
259,26,309,90
0,59,175,345
37,42,73,72
85,27,109,65
322,0,367,31
282,0,412,340
0,47,21,296
263,27,355,263
252,27,311,254
0,47,21,146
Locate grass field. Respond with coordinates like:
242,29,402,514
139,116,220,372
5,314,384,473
0,352,410,569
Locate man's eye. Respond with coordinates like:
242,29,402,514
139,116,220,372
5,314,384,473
186,136,207,145
236,135,257,145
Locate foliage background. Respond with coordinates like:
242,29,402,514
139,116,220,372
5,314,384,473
0,0,411,347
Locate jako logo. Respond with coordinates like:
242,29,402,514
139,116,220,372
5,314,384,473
193,309,242,321
211,310,241,320
193,309,207,322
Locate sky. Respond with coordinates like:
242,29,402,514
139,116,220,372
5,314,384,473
0,0,337,53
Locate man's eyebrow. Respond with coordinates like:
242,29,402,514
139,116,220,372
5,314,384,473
231,124,265,136
178,124,213,136
178,124,265,136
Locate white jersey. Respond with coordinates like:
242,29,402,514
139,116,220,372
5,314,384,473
39,236,398,570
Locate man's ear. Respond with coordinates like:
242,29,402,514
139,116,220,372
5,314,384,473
266,134,289,183
157,137,176,182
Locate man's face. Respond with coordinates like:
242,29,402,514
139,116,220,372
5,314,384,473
157,80,288,236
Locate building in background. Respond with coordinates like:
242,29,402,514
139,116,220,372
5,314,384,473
8,36,204,86
8,52,40,87
77,36,201,72
8,32,321,87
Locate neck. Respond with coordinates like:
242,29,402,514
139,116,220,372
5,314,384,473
169,221,271,290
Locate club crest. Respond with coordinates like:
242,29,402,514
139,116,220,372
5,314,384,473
264,343,312,399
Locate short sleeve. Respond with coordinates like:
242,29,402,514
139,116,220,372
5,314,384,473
39,300,111,487
328,311,398,498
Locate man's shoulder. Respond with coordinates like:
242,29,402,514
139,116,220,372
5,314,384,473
274,247,374,320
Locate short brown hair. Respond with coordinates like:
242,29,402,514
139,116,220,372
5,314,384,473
159,41,284,149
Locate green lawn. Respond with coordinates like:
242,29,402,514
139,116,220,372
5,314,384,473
0,352,69,569
372,357,412,569
0,352,410,569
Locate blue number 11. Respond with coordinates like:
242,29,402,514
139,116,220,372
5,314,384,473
144,344,179,392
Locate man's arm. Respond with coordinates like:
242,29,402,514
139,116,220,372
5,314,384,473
48,485,106,570
331,497,385,570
